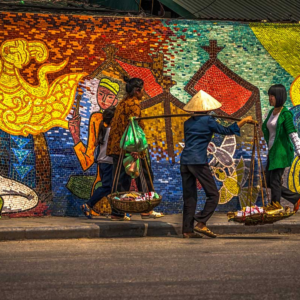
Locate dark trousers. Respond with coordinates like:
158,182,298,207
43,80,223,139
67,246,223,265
87,163,113,208
181,164,219,233
111,155,154,217
265,161,300,205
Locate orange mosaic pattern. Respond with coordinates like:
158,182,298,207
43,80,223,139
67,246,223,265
0,13,173,86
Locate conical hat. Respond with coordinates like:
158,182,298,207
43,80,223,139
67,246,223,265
183,90,222,112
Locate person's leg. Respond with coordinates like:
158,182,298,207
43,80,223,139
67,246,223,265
268,167,300,208
181,164,198,234
269,168,285,204
189,164,219,225
87,163,113,208
280,187,300,205
112,155,132,192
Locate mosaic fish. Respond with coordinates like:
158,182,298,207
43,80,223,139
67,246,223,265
207,135,236,167
213,157,259,206
180,135,236,167
0,176,39,213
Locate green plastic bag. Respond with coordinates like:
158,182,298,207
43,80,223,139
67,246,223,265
120,118,148,152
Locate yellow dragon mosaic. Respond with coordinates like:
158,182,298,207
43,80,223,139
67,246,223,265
0,38,86,136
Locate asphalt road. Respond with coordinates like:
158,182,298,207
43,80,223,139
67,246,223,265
1,235,300,300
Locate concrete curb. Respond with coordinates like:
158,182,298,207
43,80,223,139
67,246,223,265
1,221,300,241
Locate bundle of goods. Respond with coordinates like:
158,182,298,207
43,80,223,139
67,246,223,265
227,202,294,225
113,191,160,202
108,191,162,214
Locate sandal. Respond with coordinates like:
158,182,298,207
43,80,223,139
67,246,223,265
111,214,131,221
194,226,217,238
141,211,164,219
81,204,92,219
183,233,202,239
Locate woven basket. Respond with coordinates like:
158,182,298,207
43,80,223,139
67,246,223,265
228,212,295,226
107,192,162,213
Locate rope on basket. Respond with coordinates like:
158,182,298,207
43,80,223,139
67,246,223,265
246,124,270,217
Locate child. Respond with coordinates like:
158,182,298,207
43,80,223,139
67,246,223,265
81,107,115,218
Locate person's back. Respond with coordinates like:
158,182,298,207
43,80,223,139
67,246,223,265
181,115,240,165
107,96,144,157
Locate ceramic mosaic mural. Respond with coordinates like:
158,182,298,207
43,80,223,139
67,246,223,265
0,12,299,217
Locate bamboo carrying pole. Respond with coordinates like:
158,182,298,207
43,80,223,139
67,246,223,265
134,113,242,122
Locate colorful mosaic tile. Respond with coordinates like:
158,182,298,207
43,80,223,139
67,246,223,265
0,11,299,217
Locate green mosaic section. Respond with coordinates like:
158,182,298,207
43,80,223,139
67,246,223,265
161,20,294,117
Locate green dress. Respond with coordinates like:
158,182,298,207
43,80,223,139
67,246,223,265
262,107,296,171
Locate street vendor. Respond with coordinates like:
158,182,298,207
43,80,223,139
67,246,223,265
107,76,164,221
180,90,255,238
262,84,300,212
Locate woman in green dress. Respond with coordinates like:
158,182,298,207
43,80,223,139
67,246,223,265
262,84,300,212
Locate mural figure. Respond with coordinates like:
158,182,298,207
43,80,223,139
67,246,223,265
69,78,120,192
97,78,119,111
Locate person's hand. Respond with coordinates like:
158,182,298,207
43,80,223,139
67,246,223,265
68,110,81,144
243,116,257,124
131,152,139,161
237,116,257,128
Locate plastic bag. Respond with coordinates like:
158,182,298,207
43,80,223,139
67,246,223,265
120,118,148,152
123,155,140,178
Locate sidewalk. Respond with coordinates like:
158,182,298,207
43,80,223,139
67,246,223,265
1,213,300,241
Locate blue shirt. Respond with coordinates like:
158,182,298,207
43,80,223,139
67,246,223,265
181,115,240,165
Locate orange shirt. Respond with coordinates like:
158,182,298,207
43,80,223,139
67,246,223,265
107,96,144,156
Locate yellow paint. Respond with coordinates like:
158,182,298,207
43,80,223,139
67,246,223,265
290,75,300,106
250,23,300,78
250,24,300,106
170,103,189,157
141,102,167,156
288,157,300,193
0,39,87,136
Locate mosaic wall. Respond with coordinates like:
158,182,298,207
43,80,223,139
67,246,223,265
0,12,299,217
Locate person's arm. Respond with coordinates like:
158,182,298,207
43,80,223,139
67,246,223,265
74,114,101,171
283,112,300,158
128,99,145,130
208,116,255,136
289,132,300,157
